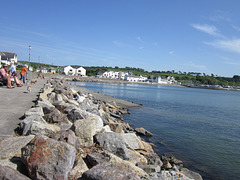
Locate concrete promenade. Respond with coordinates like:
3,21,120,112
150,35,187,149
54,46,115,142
0,77,48,137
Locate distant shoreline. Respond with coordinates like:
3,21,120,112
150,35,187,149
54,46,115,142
63,75,240,92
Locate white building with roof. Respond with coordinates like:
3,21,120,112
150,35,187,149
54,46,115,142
124,75,148,82
75,67,86,76
102,70,119,79
62,65,75,76
155,76,176,84
0,52,18,65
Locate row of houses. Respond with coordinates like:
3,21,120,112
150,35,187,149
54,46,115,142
97,70,176,84
0,52,18,66
61,65,86,76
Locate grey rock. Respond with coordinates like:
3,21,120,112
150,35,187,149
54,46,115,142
94,132,129,160
21,118,60,136
21,135,76,180
86,152,111,168
140,171,193,180
43,106,69,124
135,127,153,137
69,156,89,179
72,118,96,146
49,129,80,149
67,109,84,123
24,107,44,117
36,99,55,109
81,162,140,180
120,133,144,150
145,153,163,167
181,168,203,180
138,165,161,173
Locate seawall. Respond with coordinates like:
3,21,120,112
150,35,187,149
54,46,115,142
0,76,203,180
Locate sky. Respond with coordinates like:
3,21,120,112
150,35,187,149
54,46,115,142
1,0,240,77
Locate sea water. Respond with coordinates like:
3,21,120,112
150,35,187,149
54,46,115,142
72,82,240,180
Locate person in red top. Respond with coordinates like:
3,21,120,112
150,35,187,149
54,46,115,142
0,65,14,88
20,65,27,84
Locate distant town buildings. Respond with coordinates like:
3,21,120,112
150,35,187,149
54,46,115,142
155,76,176,84
0,52,18,65
61,65,86,76
97,70,176,84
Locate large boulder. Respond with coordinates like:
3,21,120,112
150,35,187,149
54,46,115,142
53,101,76,114
181,168,203,180
85,152,111,168
43,106,69,124
94,132,129,160
72,118,96,146
36,99,55,109
137,164,161,174
72,108,104,133
135,127,153,137
20,118,61,136
107,152,147,177
140,171,194,180
81,162,140,180
67,109,84,123
69,156,89,179
49,129,80,149
21,135,76,180
0,165,31,180
120,133,145,150
24,107,44,117
108,123,124,133
127,149,148,166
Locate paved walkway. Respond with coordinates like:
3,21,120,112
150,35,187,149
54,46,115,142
0,78,48,137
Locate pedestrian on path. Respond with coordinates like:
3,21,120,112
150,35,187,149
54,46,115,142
20,65,28,84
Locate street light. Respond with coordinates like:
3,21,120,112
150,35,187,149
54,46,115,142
29,45,31,68
28,45,31,80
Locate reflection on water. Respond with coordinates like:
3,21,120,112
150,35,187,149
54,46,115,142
73,82,240,180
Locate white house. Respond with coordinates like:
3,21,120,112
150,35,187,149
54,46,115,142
0,52,18,65
119,71,133,80
99,70,133,79
155,76,176,84
62,65,75,76
75,67,86,76
102,70,119,79
124,75,148,82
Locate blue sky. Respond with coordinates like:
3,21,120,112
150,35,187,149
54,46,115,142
1,0,240,77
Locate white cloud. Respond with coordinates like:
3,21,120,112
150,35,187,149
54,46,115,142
191,24,223,37
205,39,240,54
169,51,175,55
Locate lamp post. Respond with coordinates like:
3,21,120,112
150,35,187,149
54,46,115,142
29,45,31,67
28,45,31,80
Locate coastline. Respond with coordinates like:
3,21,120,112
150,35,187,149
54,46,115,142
69,76,240,92
0,74,202,179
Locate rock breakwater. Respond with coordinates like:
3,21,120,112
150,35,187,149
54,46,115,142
0,77,202,180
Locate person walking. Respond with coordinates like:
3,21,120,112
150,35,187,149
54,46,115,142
20,65,28,84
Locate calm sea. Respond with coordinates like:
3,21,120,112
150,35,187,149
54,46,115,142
72,82,240,180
